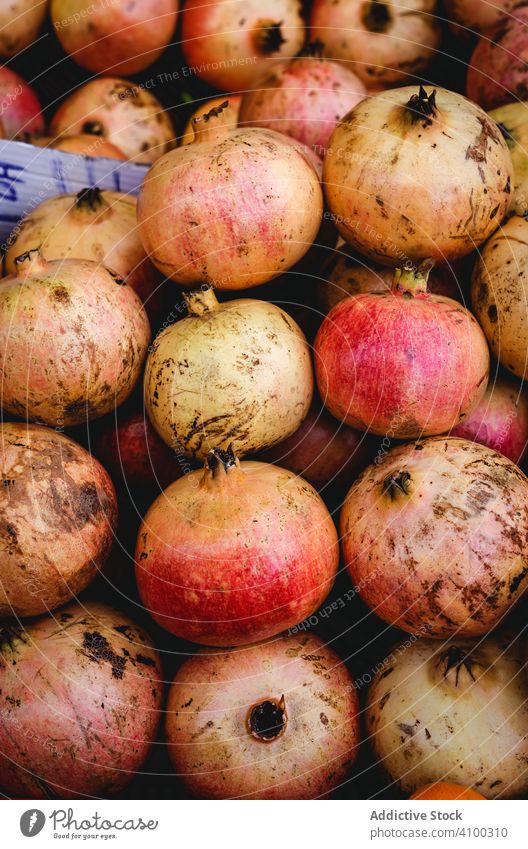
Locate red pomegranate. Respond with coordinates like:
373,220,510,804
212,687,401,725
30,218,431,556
94,408,187,490
238,55,366,154
0,66,43,137
451,372,528,464
165,632,360,798
467,8,528,110
180,0,305,91
315,262,490,438
135,448,339,645
256,398,372,490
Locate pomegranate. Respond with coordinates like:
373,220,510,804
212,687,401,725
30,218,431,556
181,0,305,91
341,436,528,637
166,632,359,799
94,407,186,490
316,251,465,314
138,104,323,288
471,213,528,379
180,95,240,145
467,9,528,110
489,102,528,217
0,422,117,617
315,262,489,437
0,251,150,427
310,0,442,86
4,187,160,312
238,55,366,154
256,398,372,490
135,448,338,645
366,633,528,798
445,0,519,36
323,86,513,264
0,0,48,58
50,78,175,164
144,287,313,460
51,0,179,75
30,133,127,159
0,601,162,799
451,372,528,464
0,65,43,137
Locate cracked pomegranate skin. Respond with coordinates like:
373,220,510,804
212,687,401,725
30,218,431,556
135,457,339,646
314,283,490,437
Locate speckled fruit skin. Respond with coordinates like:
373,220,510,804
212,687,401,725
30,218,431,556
316,253,464,313
256,399,372,490
0,422,117,617
489,102,528,217
323,86,513,265
51,0,179,75
445,0,517,35
0,252,150,427
165,632,359,798
94,409,185,489
0,601,162,799
314,279,489,437
366,633,528,798
341,437,528,637
0,0,48,58
467,9,528,110
144,288,313,460
471,214,528,379
0,66,43,137
451,373,528,464
181,0,305,91
4,189,159,313
135,457,339,645
239,57,366,154
50,78,175,164
310,0,441,86
138,119,323,288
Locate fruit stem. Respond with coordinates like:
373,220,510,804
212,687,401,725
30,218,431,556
75,186,106,212
392,259,434,297
14,248,46,277
201,445,243,492
406,87,438,125
383,470,411,500
254,20,286,54
191,100,231,144
184,285,219,316
247,695,287,742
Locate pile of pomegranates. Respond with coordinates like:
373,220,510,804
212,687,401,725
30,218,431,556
3,0,528,806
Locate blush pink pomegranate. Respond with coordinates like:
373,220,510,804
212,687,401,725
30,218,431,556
257,398,372,490
138,106,323,288
467,8,528,109
0,66,43,137
51,0,179,75
341,437,528,637
0,602,162,799
239,55,366,153
181,0,305,91
135,448,339,646
94,407,186,490
166,631,359,798
451,373,528,464
310,0,442,86
314,263,489,438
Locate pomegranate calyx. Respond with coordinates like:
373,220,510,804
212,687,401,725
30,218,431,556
184,285,219,316
392,259,434,297
256,21,286,54
247,694,287,742
13,248,46,277
383,470,411,500
0,623,26,655
303,39,325,58
82,120,104,136
75,186,104,211
195,100,230,125
362,1,392,34
436,646,482,687
206,445,238,475
406,87,438,125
